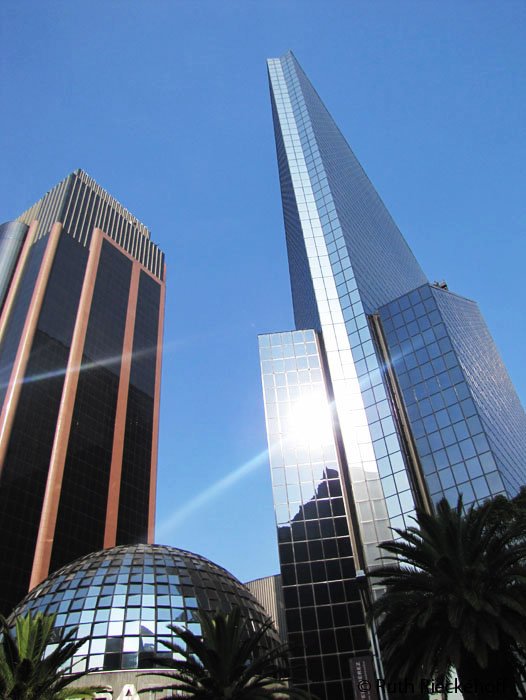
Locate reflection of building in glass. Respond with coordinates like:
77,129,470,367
10,544,280,698
260,52,526,700
0,171,165,616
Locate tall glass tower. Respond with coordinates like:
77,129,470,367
0,170,165,616
259,52,526,700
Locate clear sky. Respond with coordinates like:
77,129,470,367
1,1,525,584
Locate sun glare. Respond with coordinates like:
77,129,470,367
288,393,334,446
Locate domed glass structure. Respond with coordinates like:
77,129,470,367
10,544,279,674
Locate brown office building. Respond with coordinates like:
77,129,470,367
0,170,165,615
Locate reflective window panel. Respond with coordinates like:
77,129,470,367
10,544,279,674
379,283,526,506
259,330,370,700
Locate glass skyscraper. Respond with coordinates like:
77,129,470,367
259,52,526,700
0,170,165,616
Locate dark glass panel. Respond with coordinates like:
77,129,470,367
313,584,330,605
293,542,309,562
322,654,340,680
275,461,369,700
51,241,131,571
285,609,301,633
301,608,317,631
351,626,369,651
317,606,333,629
301,631,318,656
298,586,314,607
283,587,299,608
279,543,294,564
0,234,87,615
308,657,324,682
0,237,48,412
335,628,354,652
308,540,323,560
117,272,161,544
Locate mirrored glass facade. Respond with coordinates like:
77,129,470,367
0,172,165,616
10,544,279,674
379,283,526,506
262,51,526,700
259,330,370,700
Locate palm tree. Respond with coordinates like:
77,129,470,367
480,486,526,543
371,497,526,700
144,607,313,699
0,612,103,700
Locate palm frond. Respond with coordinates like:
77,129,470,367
143,608,310,699
371,495,526,693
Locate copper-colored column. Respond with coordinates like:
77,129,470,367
148,264,166,543
30,228,103,589
103,261,141,548
0,220,38,347
0,223,62,475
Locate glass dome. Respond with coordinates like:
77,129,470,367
10,544,279,673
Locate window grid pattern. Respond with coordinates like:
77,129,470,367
433,287,526,496
10,545,278,674
289,55,427,316
117,272,161,543
378,283,517,507
0,234,88,615
268,55,417,566
259,330,370,700
266,51,526,699
51,242,132,571
0,236,48,413
270,85,321,333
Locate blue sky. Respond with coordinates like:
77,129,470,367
1,1,525,583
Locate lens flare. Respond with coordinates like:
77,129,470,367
156,448,270,538
287,393,334,446
0,339,181,391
